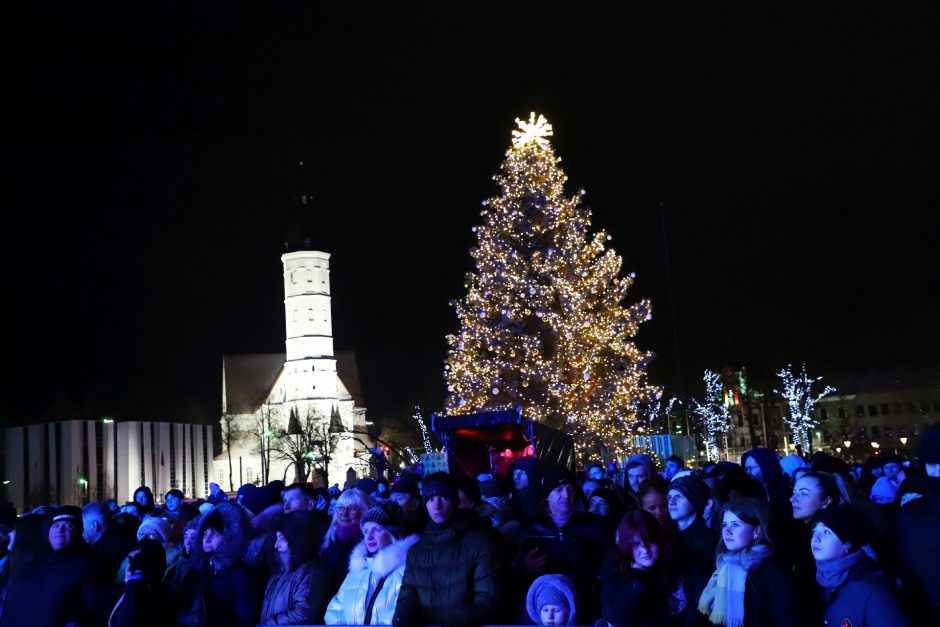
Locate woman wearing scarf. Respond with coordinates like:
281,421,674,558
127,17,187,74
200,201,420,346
811,504,908,627
698,498,803,626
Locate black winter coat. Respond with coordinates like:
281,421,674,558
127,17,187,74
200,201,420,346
598,554,671,627
108,579,175,627
393,510,501,627
0,540,115,627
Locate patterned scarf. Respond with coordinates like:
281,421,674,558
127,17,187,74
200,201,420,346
697,544,772,627
815,549,865,590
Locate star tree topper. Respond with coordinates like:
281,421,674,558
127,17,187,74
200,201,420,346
511,112,553,148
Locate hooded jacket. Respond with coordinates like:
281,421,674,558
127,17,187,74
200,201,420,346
189,502,262,627
324,534,420,625
509,457,543,520
393,509,501,627
818,555,908,627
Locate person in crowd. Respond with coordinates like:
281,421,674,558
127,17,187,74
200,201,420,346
387,476,426,536
869,475,898,505
243,480,288,572
509,457,543,520
587,463,606,481
597,510,673,627
325,502,419,625
625,455,656,497
880,425,940,625
207,482,228,504
2,513,49,600
880,454,903,486
478,474,515,532
118,501,143,523
811,504,907,626
516,465,607,622
666,474,719,564
393,471,501,627
638,479,669,525
162,488,185,521
188,501,262,627
664,456,685,481
320,487,373,600
741,448,791,521
82,501,138,583
133,486,157,515
455,475,483,511
165,514,202,597
790,471,840,523
697,498,803,626
115,514,181,583
260,509,330,625
1,505,113,627
525,574,577,626
581,478,602,501
108,539,175,627
282,482,318,514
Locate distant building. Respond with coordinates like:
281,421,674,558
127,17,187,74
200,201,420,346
215,222,370,490
813,369,939,460
3,419,213,511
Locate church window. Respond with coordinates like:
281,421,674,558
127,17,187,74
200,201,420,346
290,271,296,284
308,308,314,321
307,268,313,282
292,310,298,322
323,308,328,322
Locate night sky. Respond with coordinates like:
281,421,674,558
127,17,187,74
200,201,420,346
5,5,939,426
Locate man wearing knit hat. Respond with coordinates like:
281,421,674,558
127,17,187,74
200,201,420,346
515,463,606,622
393,472,501,626
1,505,111,626
388,476,426,536
666,474,718,564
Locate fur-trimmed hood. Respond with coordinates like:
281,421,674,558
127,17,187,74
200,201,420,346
190,501,250,571
348,533,419,579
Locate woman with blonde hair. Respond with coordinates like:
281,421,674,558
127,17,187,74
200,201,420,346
319,488,373,600
698,498,802,626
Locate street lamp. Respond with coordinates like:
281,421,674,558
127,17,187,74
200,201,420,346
843,440,852,449
900,437,908,446
870,441,880,449
836,447,842,454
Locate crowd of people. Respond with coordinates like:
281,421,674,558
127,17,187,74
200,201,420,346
0,424,937,627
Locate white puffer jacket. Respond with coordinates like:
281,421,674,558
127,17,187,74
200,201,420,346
324,534,419,625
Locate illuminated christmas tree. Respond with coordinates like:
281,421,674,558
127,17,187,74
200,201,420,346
444,113,659,462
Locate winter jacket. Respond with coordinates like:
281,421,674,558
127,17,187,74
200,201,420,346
188,502,262,627
325,534,419,625
0,539,116,627
696,559,804,627
515,510,608,622
107,579,175,627
393,510,501,627
818,555,909,627
669,516,719,565
260,559,331,625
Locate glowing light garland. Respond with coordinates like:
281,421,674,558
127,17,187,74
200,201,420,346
412,405,433,453
693,370,731,462
775,363,836,451
444,113,658,463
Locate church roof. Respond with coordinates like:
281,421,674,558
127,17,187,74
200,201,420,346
222,351,367,414
223,353,285,414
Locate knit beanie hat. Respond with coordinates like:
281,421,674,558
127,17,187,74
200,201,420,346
421,472,459,503
540,464,579,500
50,505,84,532
137,516,171,543
360,501,403,537
526,574,577,625
455,476,481,505
242,482,280,516
668,475,710,515
357,478,378,495
869,476,898,504
813,504,873,552
390,477,421,499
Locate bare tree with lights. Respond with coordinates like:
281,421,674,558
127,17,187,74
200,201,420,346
692,369,732,462
444,113,658,463
775,363,836,453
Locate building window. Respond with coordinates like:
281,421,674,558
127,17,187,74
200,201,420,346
820,407,828,421
880,403,890,415
824,430,832,443
920,401,930,413
908,402,918,414
871,426,881,438
884,426,893,439
858,426,867,438
856,405,865,418
323,308,328,322
894,402,903,415
307,268,313,282
868,404,878,416
307,308,314,321
290,271,296,284
838,406,846,419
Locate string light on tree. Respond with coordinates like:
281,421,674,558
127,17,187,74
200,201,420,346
693,370,731,462
775,363,836,452
444,112,659,463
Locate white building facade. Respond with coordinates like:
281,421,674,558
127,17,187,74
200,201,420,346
3,419,213,512
215,248,370,490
